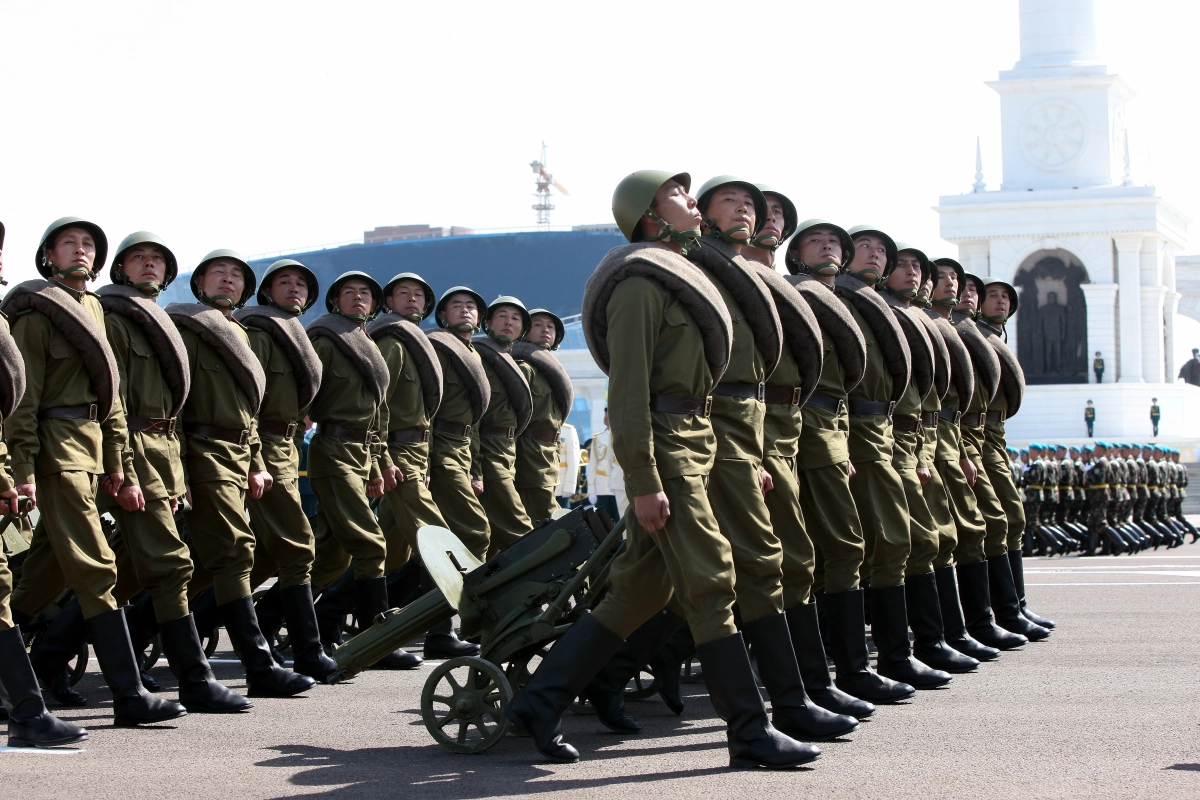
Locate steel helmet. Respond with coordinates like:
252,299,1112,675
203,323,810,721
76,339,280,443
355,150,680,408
36,216,108,280
325,270,384,319
695,175,769,237
484,295,531,341
191,249,256,309
434,286,488,329
382,272,435,320
257,258,320,313
751,184,798,249
111,231,179,292
525,308,565,350
611,170,692,242
784,219,854,276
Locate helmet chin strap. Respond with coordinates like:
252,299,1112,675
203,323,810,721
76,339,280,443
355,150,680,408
748,230,781,251
486,329,516,347
448,320,478,336
984,312,1008,326
644,211,701,255
335,309,369,324
850,266,881,285
52,264,93,282
197,290,235,310
702,217,751,247
134,282,162,298
403,312,424,324
933,295,959,311
885,285,918,301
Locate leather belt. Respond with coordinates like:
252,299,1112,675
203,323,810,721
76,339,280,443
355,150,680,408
650,393,712,417
183,422,249,447
984,410,1006,423
764,385,802,406
960,412,984,427
805,391,844,415
481,425,516,439
316,423,371,444
848,399,895,417
920,411,939,427
892,415,921,433
433,419,472,437
388,428,430,444
938,408,962,423
127,416,177,435
39,404,98,422
520,427,561,444
259,420,299,438
713,382,766,402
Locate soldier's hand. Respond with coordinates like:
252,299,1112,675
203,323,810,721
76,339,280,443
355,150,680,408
759,469,774,494
916,467,932,486
0,488,18,515
366,476,384,498
634,492,670,532
14,484,35,511
117,483,146,513
961,457,978,487
248,470,273,499
382,466,401,492
185,487,192,508
471,478,484,497
848,462,857,479
170,496,179,515
103,472,125,497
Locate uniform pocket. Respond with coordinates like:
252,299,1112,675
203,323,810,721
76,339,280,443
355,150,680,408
269,357,292,375
198,356,222,372
664,305,691,328
49,341,76,360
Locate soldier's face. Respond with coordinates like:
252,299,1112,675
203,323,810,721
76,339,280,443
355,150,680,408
886,253,923,292
759,198,786,240
47,227,97,276
919,278,933,298
199,259,245,307
336,280,375,317
850,235,889,280
387,280,426,317
934,266,958,302
981,286,1010,320
268,269,309,310
795,227,843,268
119,244,167,287
703,186,757,242
488,305,524,340
958,281,979,311
443,294,479,327
647,180,701,235
527,314,557,346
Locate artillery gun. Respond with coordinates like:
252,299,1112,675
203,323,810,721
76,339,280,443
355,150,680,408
331,505,623,753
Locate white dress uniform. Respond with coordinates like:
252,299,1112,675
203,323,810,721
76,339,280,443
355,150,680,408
587,427,627,517
555,422,581,504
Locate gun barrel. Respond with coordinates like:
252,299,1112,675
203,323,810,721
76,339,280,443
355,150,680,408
332,588,456,681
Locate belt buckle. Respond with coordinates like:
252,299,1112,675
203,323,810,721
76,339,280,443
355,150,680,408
166,417,177,435
421,429,430,443
87,403,98,421
997,410,1007,423
551,431,560,444
836,399,847,415
463,424,472,437
238,429,250,447
886,401,896,418
791,387,802,406
285,422,298,438
756,382,766,402
703,396,713,418
506,427,516,439
953,410,962,424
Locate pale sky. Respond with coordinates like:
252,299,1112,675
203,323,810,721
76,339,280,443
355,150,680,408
2,0,1199,366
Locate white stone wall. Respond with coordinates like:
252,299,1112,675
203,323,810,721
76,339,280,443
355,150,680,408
1003,382,1200,441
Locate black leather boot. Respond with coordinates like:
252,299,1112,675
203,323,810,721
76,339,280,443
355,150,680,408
785,602,875,719
124,593,162,691
218,596,315,697
1007,551,1055,629
424,618,480,659
279,584,339,682
315,568,356,649
252,583,288,666
957,561,1027,650
354,577,421,670
645,621,689,715
189,586,220,639
86,608,187,726
159,614,252,712
868,585,952,689
987,555,1050,641
936,566,999,661
696,631,821,769
386,558,423,609
505,613,625,763
581,608,686,733
743,613,858,740
0,625,88,747
823,589,915,703
906,572,978,673
28,596,89,707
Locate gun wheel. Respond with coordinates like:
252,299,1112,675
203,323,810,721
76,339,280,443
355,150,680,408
200,627,220,659
69,637,89,686
625,669,658,700
139,634,163,672
422,656,512,754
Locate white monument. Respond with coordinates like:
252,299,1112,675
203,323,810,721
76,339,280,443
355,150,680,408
935,0,1200,448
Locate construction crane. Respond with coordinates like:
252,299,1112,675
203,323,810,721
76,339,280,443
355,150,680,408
530,142,569,228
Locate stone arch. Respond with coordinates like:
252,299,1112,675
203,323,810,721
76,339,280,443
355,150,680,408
1012,248,1090,384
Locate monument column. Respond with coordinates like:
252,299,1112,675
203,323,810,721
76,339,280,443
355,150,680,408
1080,283,1118,383
1140,286,1166,383
1114,234,1143,382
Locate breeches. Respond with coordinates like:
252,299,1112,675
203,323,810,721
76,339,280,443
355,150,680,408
763,454,815,607
247,477,315,589
848,460,911,588
795,461,865,594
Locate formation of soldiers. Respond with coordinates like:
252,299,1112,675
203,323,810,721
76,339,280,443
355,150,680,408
1008,442,1196,557
0,177,1194,769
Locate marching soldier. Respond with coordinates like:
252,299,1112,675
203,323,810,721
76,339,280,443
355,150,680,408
473,297,534,555
6,217,184,724
1081,443,1113,555
235,259,340,682
167,249,314,696
508,170,818,769
369,272,477,659
513,309,574,523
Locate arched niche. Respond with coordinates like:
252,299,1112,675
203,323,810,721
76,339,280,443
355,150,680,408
1012,248,1090,384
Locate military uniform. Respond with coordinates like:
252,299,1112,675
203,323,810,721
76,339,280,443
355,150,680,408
513,332,572,524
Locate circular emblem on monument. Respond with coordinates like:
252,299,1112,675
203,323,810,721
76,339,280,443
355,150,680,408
1020,101,1087,172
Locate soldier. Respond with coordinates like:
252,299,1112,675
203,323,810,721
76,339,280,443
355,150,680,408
1169,449,1197,542
586,408,625,522
4,217,184,725
556,420,581,509
513,310,574,524
473,297,534,555
976,279,1054,635
1085,400,1096,437
507,170,818,769
369,272,477,659
167,249,313,696
1081,443,1115,555
1150,399,1161,437
1093,351,1104,384
783,220,898,713
234,259,340,682
0,219,88,747
841,226,950,690
880,245,977,674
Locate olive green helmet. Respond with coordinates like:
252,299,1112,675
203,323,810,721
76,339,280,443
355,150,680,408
611,170,692,242
888,242,932,286
695,175,769,237
325,270,384,319
382,272,435,320
784,219,853,276
434,286,488,329
960,272,986,308
932,257,966,300
191,249,256,309
36,216,108,280
257,258,319,313
525,308,566,350
484,295,531,340
981,276,1020,316
751,184,798,249
847,225,898,279
111,231,179,291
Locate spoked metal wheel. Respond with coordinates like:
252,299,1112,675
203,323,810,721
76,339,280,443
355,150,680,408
68,638,89,686
421,656,512,753
140,634,163,672
199,627,220,658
